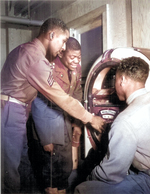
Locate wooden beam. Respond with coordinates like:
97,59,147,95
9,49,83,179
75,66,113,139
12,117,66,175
76,16,102,34
67,5,106,31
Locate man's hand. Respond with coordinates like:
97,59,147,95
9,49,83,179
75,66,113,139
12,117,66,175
45,187,58,194
90,115,106,133
43,144,54,155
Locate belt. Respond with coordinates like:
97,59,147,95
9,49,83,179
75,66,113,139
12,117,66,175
1,94,28,107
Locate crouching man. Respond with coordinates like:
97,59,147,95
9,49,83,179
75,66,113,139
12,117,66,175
75,57,150,194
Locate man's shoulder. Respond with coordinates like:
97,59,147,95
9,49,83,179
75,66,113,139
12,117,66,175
20,39,46,63
115,91,150,123
134,91,150,103
21,39,40,52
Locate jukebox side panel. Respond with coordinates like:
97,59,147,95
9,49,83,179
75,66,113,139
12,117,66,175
85,64,126,157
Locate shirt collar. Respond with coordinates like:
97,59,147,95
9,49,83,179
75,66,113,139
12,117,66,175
54,57,68,72
126,88,147,105
54,57,78,73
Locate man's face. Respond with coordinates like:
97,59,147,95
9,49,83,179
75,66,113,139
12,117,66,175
61,49,81,71
49,29,69,59
115,72,126,101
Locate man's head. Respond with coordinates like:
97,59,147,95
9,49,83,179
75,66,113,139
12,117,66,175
115,57,149,101
58,37,81,71
38,18,69,61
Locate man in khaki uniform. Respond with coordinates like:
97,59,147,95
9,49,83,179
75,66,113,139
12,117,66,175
1,18,105,193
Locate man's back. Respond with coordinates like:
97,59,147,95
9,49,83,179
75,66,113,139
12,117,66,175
92,89,150,183
117,90,150,171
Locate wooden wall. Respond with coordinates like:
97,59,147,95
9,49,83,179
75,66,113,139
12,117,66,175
0,1,38,69
132,0,150,48
1,0,150,68
52,0,150,51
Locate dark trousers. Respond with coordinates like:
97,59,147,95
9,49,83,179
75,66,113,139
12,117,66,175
74,171,150,194
28,122,72,192
68,148,103,194
1,100,30,193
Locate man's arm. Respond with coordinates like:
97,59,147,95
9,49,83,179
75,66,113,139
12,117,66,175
44,82,105,133
28,61,106,133
91,119,137,183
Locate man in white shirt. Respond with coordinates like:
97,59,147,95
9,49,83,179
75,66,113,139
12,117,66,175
75,56,150,194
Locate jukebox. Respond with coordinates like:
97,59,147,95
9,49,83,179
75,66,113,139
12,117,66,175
84,47,150,156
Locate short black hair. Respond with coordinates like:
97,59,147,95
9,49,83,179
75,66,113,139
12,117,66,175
39,18,69,35
117,57,149,83
66,37,81,51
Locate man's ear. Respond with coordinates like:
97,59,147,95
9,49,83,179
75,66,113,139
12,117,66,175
49,32,54,40
121,75,127,86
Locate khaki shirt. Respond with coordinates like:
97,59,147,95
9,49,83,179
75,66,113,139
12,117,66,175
53,56,82,102
1,38,92,124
